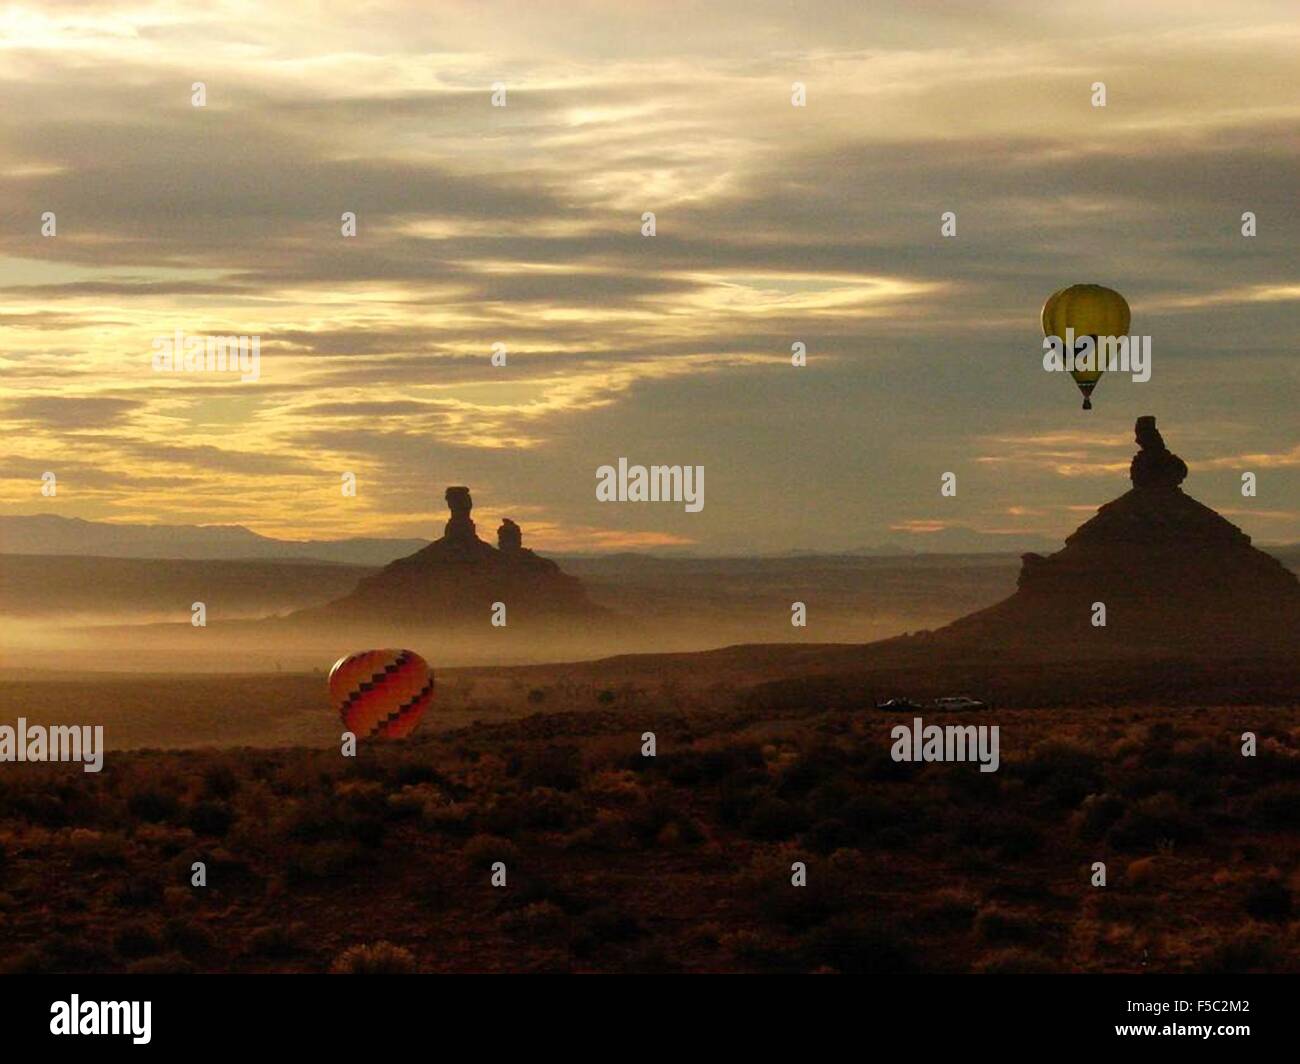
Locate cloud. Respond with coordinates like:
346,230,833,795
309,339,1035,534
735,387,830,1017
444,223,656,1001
1201,445,1300,469
0,1,1296,549
4,395,142,428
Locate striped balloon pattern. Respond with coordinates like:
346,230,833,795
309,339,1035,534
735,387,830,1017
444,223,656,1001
328,648,434,740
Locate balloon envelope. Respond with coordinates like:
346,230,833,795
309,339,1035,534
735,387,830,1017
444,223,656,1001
1041,284,1131,408
328,648,434,739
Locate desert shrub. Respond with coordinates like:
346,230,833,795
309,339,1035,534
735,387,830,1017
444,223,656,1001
1175,739,1235,776
115,876,164,909
499,872,583,915
186,799,234,837
875,825,912,851
334,782,388,845
42,932,114,971
721,929,795,971
955,812,1044,859
1199,926,1282,973
1077,793,1126,840
688,921,723,949
283,791,383,848
806,780,853,820
1083,889,1157,923
992,815,1046,859
1243,878,1292,922
11,791,68,826
485,787,587,834
1139,721,1178,766
0,946,48,974
716,769,773,826
135,822,196,858
985,878,1065,906
364,756,449,791
1108,792,1202,850
385,783,441,821
621,941,684,974
752,864,843,930
974,948,1064,974
284,840,364,883
1124,856,1174,888
569,905,645,959
163,917,216,958
66,828,129,868
651,817,705,848
127,952,194,975
863,748,922,783
920,888,978,931
564,808,633,852
462,833,518,867
839,793,894,839
527,688,547,704
2,926,106,967
578,904,643,940
499,901,568,938
778,745,850,797
1246,782,1300,829
127,787,180,824
742,797,807,841
944,763,1003,805
200,763,240,800
662,745,754,785
800,916,919,974
1018,741,1102,806
974,905,1046,945
623,790,690,846
113,921,163,960
330,941,417,974
805,817,854,854
1123,764,1218,806
400,760,452,788
247,924,304,959
421,800,476,837
513,746,583,791
291,787,352,830
1253,745,1300,784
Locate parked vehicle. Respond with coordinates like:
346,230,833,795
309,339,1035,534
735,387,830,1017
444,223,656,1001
931,696,989,711
875,697,922,711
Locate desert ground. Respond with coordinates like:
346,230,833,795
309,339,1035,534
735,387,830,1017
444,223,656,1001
2,550,1297,974
1,691,1296,974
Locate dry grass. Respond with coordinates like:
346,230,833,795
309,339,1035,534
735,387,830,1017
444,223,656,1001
0,698,1297,973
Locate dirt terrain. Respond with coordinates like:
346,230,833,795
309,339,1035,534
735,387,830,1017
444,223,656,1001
1,686,1296,974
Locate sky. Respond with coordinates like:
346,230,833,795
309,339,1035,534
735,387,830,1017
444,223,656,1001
1,0,1297,553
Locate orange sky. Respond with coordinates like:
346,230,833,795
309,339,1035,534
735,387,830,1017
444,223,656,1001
2,1,1297,552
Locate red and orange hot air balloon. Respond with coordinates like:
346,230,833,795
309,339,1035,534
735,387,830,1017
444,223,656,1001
328,648,434,740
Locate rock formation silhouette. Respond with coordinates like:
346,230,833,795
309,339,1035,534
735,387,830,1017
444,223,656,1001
294,488,606,627
498,518,522,553
444,486,477,541
1130,415,1187,489
932,416,1300,658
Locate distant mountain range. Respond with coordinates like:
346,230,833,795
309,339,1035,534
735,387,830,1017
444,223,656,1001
0,514,428,566
0,513,1055,565
1,513,1293,567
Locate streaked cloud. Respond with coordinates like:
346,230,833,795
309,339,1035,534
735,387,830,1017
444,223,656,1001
1,0,1296,547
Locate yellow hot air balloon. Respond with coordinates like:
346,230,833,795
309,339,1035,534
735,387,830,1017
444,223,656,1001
1041,284,1131,410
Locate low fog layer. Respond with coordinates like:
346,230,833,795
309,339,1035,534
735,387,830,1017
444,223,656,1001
0,553,1023,673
